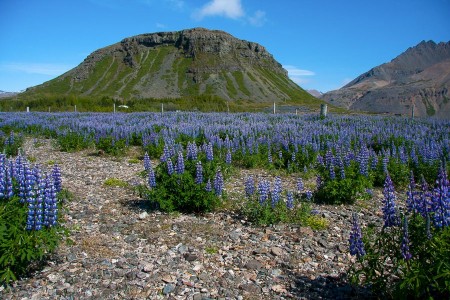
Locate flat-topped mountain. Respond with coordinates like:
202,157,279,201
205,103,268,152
321,40,450,118
21,28,317,108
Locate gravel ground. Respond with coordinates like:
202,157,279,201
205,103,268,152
1,138,379,299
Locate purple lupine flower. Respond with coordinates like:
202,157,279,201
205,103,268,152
418,175,432,217
44,175,58,227
349,212,365,258
401,217,412,261
206,142,214,162
205,179,212,192
382,156,389,174
328,159,336,180
297,177,304,192
305,190,313,201
6,160,14,198
244,176,255,198
25,165,35,204
316,176,323,189
214,169,224,196
406,170,417,213
291,151,296,162
187,142,198,161
176,151,184,174
325,150,334,167
258,180,270,205
358,147,369,177
278,150,283,161
337,156,345,179
286,191,294,210
160,144,170,163
148,167,156,188
225,149,232,165
33,166,45,230
268,150,273,164
195,161,203,184
317,154,324,166
370,154,378,170
410,148,418,166
52,164,62,192
143,152,151,171
271,177,282,207
0,156,6,199
382,174,399,228
166,158,174,175
431,166,449,228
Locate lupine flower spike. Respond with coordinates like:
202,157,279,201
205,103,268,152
244,176,255,198
401,217,412,261
349,212,366,258
382,173,398,228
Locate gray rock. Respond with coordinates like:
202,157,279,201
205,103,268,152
162,284,175,295
240,283,262,294
245,259,263,270
270,246,283,256
183,253,198,262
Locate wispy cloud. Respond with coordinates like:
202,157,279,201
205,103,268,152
156,22,167,29
165,0,184,9
248,10,267,27
1,63,73,76
284,65,315,86
193,0,244,20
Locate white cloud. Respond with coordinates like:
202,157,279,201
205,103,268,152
284,65,315,76
194,0,244,20
248,10,267,27
284,65,315,86
2,63,73,76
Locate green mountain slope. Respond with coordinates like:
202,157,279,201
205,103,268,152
15,28,327,112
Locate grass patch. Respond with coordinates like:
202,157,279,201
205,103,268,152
128,158,141,164
103,178,129,188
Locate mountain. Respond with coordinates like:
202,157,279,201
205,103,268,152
307,89,323,97
20,28,318,109
0,90,18,98
321,41,450,118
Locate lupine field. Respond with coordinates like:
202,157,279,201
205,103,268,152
1,111,449,298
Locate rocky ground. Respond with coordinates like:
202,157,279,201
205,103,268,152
1,138,380,299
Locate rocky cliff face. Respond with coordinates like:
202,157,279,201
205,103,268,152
24,28,314,104
322,41,450,118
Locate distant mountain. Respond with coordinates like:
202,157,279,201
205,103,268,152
307,89,323,97
321,41,450,118
20,28,319,109
0,90,18,98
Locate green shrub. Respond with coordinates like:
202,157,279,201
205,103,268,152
96,137,127,156
0,131,23,156
348,170,450,299
145,159,224,213
57,131,91,152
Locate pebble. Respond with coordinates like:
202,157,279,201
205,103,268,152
2,138,375,300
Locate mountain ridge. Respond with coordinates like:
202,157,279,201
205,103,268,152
321,40,450,118
19,28,319,110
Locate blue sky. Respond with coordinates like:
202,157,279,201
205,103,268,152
1,0,449,93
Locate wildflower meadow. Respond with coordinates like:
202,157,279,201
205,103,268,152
0,111,448,297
